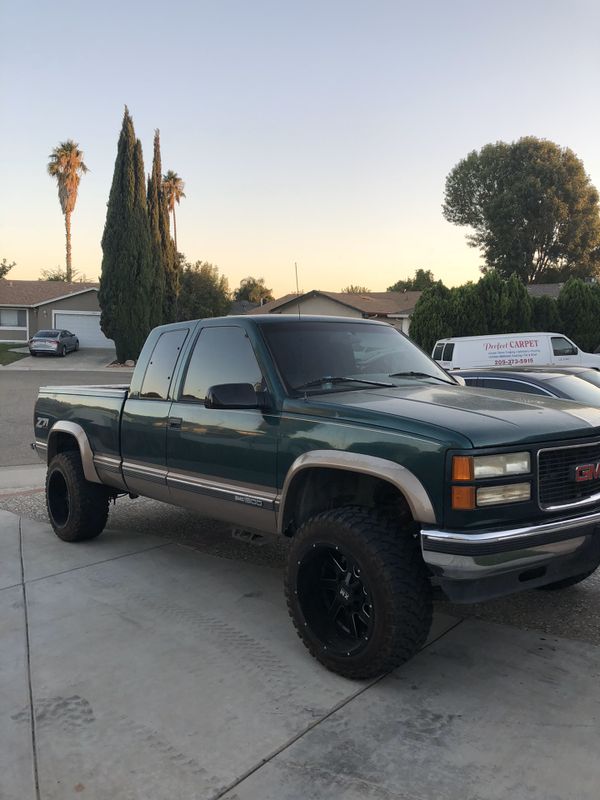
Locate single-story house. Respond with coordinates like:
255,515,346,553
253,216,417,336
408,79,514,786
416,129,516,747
0,279,113,347
247,290,422,333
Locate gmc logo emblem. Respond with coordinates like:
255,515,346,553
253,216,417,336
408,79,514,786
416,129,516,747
574,463,600,482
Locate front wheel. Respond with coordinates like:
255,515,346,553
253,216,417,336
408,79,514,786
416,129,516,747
46,452,110,541
285,507,432,679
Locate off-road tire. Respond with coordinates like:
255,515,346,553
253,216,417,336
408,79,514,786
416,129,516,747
537,567,597,591
46,452,110,542
285,506,432,679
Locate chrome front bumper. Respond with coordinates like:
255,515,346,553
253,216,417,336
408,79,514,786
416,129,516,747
421,511,600,602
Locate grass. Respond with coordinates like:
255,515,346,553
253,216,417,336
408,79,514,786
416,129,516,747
0,343,28,366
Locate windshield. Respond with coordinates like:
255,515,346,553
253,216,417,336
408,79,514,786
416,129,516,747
548,375,600,404
259,320,455,395
34,330,59,338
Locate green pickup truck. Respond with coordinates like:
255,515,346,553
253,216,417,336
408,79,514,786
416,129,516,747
34,316,600,678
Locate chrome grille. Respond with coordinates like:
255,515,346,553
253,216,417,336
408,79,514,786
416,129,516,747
539,442,600,508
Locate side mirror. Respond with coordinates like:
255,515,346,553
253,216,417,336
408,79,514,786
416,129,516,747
205,383,267,410
453,375,466,386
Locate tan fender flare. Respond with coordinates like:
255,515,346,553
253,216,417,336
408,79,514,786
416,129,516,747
47,421,101,484
278,450,436,533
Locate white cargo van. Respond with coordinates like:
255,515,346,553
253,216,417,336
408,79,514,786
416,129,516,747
432,332,600,370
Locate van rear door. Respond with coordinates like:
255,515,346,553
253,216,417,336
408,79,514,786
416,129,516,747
434,341,455,368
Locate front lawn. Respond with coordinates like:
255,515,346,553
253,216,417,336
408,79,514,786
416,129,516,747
0,343,28,365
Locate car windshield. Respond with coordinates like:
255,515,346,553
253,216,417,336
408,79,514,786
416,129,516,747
34,330,59,338
259,319,455,395
547,375,600,404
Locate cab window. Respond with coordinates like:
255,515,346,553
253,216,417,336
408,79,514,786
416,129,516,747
181,326,264,402
552,337,578,356
140,329,189,399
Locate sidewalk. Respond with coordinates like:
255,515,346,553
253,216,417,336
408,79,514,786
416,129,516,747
1,508,599,799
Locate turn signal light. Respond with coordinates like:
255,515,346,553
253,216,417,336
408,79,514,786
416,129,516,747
452,455,473,481
451,486,476,510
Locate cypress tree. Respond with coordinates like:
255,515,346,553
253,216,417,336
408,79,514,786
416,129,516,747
148,130,178,322
147,131,166,328
409,283,454,352
99,108,154,361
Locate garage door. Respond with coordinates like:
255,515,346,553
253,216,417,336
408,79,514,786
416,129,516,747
53,313,113,348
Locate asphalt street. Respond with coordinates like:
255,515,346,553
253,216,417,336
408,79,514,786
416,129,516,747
0,368,130,466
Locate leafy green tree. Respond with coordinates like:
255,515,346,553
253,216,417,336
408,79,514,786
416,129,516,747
0,258,15,279
531,295,562,332
557,279,600,351
40,266,89,282
409,283,453,352
476,271,509,333
99,108,154,362
234,276,274,304
162,170,186,252
449,283,487,336
443,137,600,283
47,140,88,281
177,262,231,320
341,285,371,293
388,269,437,292
502,273,533,332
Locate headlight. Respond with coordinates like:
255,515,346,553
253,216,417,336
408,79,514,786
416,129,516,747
452,452,530,480
476,483,531,506
473,452,530,478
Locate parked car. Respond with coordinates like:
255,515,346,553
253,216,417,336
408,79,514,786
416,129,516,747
33,316,600,678
29,329,79,357
432,331,600,370
456,367,600,404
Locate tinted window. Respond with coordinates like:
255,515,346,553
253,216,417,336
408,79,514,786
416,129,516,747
35,330,59,338
181,326,263,402
552,336,578,356
482,378,551,396
433,343,444,360
442,343,455,361
140,330,188,399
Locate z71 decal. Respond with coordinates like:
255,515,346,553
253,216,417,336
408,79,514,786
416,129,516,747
36,417,50,429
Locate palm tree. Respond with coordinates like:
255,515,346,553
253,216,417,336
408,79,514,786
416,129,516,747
162,170,186,252
47,140,88,282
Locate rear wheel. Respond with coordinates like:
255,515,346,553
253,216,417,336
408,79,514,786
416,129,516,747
46,452,110,541
285,506,432,679
59,346,66,357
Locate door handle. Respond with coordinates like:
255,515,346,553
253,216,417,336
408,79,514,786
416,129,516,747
168,417,182,429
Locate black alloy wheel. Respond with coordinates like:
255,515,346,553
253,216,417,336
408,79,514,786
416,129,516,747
296,544,374,657
285,506,433,679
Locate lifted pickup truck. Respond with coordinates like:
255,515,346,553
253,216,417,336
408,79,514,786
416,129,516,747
34,316,600,678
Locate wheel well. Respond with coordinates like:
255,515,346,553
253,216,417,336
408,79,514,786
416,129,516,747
281,467,414,535
47,432,80,463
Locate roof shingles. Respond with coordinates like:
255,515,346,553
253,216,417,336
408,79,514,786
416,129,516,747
0,279,99,307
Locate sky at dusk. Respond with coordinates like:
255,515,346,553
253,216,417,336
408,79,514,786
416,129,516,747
1,0,599,296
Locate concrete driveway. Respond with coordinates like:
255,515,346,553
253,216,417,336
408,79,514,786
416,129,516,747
2,507,599,800
3,348,123,371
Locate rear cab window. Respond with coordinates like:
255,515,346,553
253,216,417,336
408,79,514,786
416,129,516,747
140,330,189,399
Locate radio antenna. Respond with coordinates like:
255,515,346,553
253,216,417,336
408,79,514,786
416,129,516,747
294,261,301,319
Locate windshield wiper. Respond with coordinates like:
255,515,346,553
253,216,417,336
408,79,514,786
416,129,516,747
389,371,452,384
292,376,394,392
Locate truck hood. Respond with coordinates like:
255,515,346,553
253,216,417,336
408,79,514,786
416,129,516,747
298,384,600,448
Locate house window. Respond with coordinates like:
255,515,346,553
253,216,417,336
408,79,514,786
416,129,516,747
0,309,27,328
